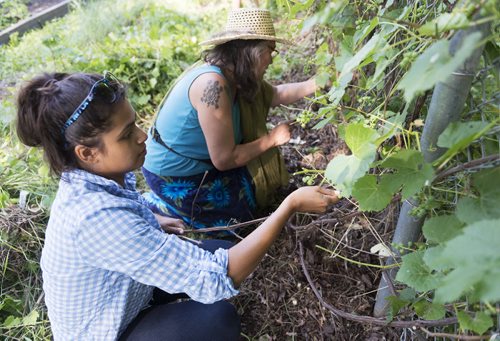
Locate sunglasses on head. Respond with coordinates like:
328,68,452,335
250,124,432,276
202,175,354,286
61,71,123,136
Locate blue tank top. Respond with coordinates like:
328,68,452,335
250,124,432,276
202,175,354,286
143,65,241,176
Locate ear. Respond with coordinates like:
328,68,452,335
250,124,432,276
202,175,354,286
74,144,99,165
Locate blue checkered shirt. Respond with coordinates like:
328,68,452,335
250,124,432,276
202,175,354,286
41,169,238,340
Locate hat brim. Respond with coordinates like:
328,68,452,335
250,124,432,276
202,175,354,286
200,33,293,46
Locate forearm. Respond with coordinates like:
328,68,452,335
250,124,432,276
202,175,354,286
271,78,317,107
227,196,295,286
213,134,275,170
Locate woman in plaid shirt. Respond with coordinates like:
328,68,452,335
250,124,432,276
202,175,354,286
15,72,338,340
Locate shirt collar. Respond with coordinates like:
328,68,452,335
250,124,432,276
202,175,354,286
61,169,137,192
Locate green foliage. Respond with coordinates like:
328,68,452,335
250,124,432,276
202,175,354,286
422,215,464,243
281,0,499,333
325,123,379,196
457,310,494,335
396,251,442,292
429,219,500,303
413,300,446,320
397,32,482,103
0,0,29,31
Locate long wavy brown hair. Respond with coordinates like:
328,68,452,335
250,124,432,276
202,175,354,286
202,39,269,102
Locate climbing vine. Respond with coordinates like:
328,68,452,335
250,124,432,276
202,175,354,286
278,0,499,335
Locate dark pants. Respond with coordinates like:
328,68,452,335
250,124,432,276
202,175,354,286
120,240,240,341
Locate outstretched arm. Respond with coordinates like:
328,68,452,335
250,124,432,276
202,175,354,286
192,72,290,171
227,186,339,286
270,77,318,107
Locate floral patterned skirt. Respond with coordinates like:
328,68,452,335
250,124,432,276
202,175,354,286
142,166,256,229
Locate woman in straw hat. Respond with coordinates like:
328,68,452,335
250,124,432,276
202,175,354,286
142,8,321,230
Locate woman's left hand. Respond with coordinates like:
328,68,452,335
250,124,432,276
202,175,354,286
154,214,186,235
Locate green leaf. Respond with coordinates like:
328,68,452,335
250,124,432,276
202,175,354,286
434,266,485,304
3,316,22,328
437,121,489,148
354,17,379,47
386,295,410,321
396,251,442,292
418,12,469,36
419,12,469,36
473,168,500,218
22,310,39,326
456,168,500,224
399,287,417,301
344,123,380,158
413,300,446,320
457,311,494,335
352,175,393,211
422,215,464,243
474,269,500,302
325,123,379,196
423,245,448,271
456,197,485,224
325,154,371,197
431,219,500,303
379,149,434,199
340,33,385,78
328,71,352,105
397,32,482,103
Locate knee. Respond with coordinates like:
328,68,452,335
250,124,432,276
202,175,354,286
209,301,241,340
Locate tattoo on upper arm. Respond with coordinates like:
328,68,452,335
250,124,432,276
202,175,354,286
201,80,223,109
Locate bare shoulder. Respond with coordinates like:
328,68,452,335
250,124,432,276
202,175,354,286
190,72,229,110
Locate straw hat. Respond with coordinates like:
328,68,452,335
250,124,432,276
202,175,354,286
200,8,292,46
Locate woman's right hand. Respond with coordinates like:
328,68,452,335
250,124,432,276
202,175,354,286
286,186,340,213
269,123,291,147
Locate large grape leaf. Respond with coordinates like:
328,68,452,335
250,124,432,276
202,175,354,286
379,149,434,199
344,123,379,158
397,32,482,103
351,175,393,211
325,154,371,197
422,215,464,243
429,219,500,303
325,123,379,196
396,251,442,292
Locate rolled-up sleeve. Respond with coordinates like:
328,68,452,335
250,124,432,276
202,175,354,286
75,204,239,304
